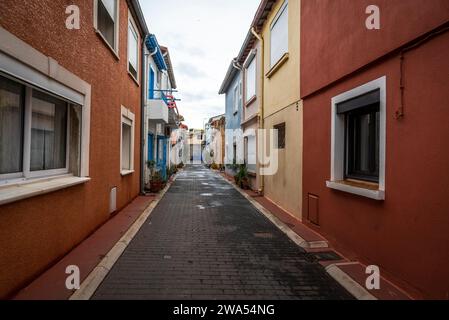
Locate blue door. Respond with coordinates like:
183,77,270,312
149,68,155,99
157,136,167,181
148,133,154,162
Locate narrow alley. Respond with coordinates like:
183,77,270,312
92,166,353,300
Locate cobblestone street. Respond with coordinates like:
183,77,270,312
93,166,353,300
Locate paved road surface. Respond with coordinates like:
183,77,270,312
93,165,353,300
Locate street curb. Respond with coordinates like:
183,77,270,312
218,173,328,249
325,263,377,300
69,176,177,300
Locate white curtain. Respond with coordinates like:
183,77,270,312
121,122,131,170
247,135,257,173
0,77,23,174
128,24,138,72
246,58,256,101
30,91,67,171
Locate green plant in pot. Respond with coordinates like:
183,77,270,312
150,171,165,193
234,164,250,190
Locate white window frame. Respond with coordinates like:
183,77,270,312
120,105,135,176
327,76,386,201
270,0,289,68
0,26,91,205
244,50,257,103
233,82,240,114
244,129,257,173
127,10,140,83
93,0,120,56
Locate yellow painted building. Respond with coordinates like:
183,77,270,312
257,0,303,219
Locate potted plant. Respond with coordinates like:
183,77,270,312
234,164,250,190
150,171,165,193
145,161,156,191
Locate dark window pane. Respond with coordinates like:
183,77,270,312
129,62,138,80
0,75,24,174
30,91,67,171
98,0,116,48
345,103,380,182
274,123,286,149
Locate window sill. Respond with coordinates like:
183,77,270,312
266,53,289,79
0,175,90,206
245,95,257,107
121,170,135,177
326,180,385,201
95,30,120,61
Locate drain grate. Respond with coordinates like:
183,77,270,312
254,232,275,239
310,251,342,262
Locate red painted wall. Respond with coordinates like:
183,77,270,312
0,0,141,298
301,0,449,97
302,7,449,298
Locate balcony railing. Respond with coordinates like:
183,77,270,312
152,90,180,108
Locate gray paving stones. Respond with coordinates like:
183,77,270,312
93,165,353,300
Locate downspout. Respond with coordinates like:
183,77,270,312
251,27,264,195
141,36,149,195
232,59,242,71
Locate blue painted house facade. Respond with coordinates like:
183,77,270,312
144,35,178,184
219,59,242,177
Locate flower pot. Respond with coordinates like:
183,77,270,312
150,181,164,193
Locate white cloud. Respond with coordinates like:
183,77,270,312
139,0,260,129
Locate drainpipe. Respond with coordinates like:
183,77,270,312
251,27,264,195
232,59,242,71
141,36,149,195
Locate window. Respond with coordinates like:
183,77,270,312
0,74,81,182
233,81,242,114
95,0,119,52
328,76,386,200
121,106,135,174
30,91,68,172
0,26,91,204
245,134,257,173
270,0,288,67
344,96,380,182
274,123,286,149
121,122,131,170
245,57,256,102
0,76,24,175
128,13,139,81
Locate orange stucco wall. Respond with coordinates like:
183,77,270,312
0,0,141,298
301,0,449,299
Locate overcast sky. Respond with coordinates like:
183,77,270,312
139,0,261,129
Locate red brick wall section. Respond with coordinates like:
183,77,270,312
300,0,449,97
0,0,141,298
302,31,449,299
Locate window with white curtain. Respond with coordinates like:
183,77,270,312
121,106,135,174
246,135,256,173
30,91,68,171
121,121,131,170
96,0,118,51
0,76,24,175
245,57,256,102
0,74,81,183
128,14,139,80
233,83,239,113
270,0,288,67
